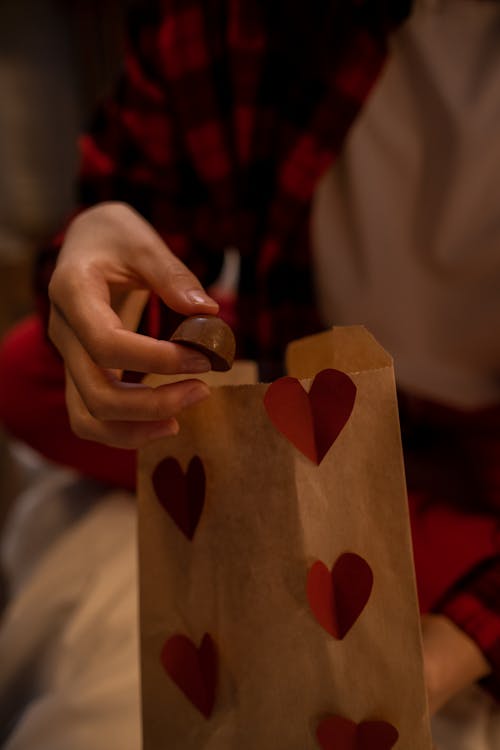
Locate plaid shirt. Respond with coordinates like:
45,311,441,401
31,0,500,698
36,0,410,366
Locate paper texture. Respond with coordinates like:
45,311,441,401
138,326,432,749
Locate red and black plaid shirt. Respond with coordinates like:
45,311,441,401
31,0,500,698
36,0,410,368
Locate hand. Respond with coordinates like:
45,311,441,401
421,614,491,716
48,201,219,448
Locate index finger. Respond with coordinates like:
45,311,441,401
50,290,213,375
50,226,223,366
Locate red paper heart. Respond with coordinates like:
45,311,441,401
161,633,217,718
263,368,356,464
316,716,399,750
307,553,373,639
152,455,205,540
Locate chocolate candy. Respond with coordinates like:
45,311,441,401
170,315,236,371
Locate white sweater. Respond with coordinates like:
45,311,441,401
311,0,500,407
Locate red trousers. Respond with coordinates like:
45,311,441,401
1,315,499,698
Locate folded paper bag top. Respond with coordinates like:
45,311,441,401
138,325,432,750
285,325,392,379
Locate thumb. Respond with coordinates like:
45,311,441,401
140,249,219,316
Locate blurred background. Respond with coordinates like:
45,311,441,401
0,0,126,595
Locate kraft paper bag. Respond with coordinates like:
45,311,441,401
137,326,433,750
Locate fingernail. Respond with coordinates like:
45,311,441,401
186,289,218,307
181,384,210,408
180,353,211,373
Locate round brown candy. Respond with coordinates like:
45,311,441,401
170,315,236,371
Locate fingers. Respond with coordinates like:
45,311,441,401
65,363,210,449
47,203,220,446
50,256,218,350
50,298,212,375
66,376,181,448
52,310,211,448
121,203,220,316
57,201,219,317
49,207,219,375
421,614,491,716
134,243,219,315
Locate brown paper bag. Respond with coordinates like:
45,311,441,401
138,326,433,750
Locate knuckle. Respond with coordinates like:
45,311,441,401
167,263,195,286
161,252,196,283
134,389,160,422
149,390,171,421
47,309,61,348
151,338,182,369
86,335,115,368
47,271,64,308
48,266,77,302
101,200,133,221
85,389,110,420
68,411,94,441
152,382,189,419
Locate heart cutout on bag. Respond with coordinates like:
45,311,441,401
307,553,373,639
316,715,399,750
161,633,217,718
263,368,356,464
152,455,205,540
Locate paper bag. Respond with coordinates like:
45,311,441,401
138,326,433,750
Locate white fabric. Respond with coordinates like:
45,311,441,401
0,472,140,750
311,0,500,407
432,686,500,750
